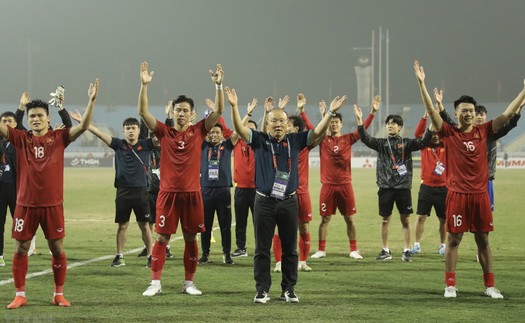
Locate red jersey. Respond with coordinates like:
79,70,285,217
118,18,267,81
297,111,315,194
155,119,208,192
319,114,374,185
8,127,70,207
439,121,493,193
415,118,446,187
233,140,255,188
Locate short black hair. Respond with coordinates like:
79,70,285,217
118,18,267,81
0,111,16,119
173,95,195,111
248,120,258,129
331,112,343,122
454,95,477,110
123,117,140,127
211,123,223,131
288,115,305,132
385,114,403,127
476,105,487,115
26,99,49,115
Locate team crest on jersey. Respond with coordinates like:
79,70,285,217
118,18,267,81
474,134,480,139
45,138,54,143
282,142,288,147
398,143,402,148
57,228,64,233
137,145,143,151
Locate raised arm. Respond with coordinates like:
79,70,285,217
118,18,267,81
492,79,525,133
414,60,443,131
69,109,112,146
69,79,99,142
205,64,224,131
308,95,347,145
434,88,456,127
297,93,315,130
354,104,380,150
261,97,274,133
230,98,257,146
226,87,251,143
138,61,157,132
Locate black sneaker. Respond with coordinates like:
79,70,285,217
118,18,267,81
166,247,173,258
111,255,125,267
280,290,299,303
198,254,209,265
137,247,147,257
253,291,270,304
146,255,152,268
376,249,392,261
401,250,412,262
231,248,248,258
223,254,234,265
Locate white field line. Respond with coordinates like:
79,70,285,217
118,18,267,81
0,225,226,286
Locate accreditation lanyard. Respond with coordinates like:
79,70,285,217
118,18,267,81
0,142,9,176
207,143,222,181
431,147,445,176
386,137,407,176
270,138,291,200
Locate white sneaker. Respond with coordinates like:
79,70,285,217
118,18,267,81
298,261,312,272
310,250,326,259
349,251,363,259
182,282,202,296
274,261,282,273
484,287,504,299
143,283,162,296
444,286,458,298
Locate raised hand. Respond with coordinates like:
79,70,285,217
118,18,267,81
88,79,99,102
140,61,154,85
225,87,238,107
247,98,257,115
297,93,306,112
19,92,30,108
414,60,425,82
371,95,381,112
319,100,326,116
205,98,215,110
278,95,289,109
69,109,82,123
264,97,275,113
329,95,347,113
353,104,363,119
210,64,224,85
434,88,443,104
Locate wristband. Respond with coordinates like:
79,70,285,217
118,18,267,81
327,110,336,117
215,84,223,90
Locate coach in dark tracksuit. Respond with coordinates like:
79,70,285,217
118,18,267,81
226,87,347,304
199,123,235,265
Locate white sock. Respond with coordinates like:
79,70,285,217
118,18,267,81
414,242,421,247
383,248,390,253
151,280,161,287
53,292,63,297
184,280,193,287
15,291,26,297
403,248,410,252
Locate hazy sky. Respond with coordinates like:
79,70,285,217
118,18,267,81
1,0,525,108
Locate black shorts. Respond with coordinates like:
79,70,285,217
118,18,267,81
416,184,446,218
378,188,413,217
115,187,151,223
148,190,159,224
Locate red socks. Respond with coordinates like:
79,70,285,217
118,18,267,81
350,240,358,252
299,232,310,261
445,272,456,287
272,234,282,262
151,241,167,280
52,253,67,293
184,240,198,281
483,273,495,287
12,253,28,292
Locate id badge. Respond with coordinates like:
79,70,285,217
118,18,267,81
270,170,289,200
208,160,219,181
434,161,445,176
396,162,408,176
